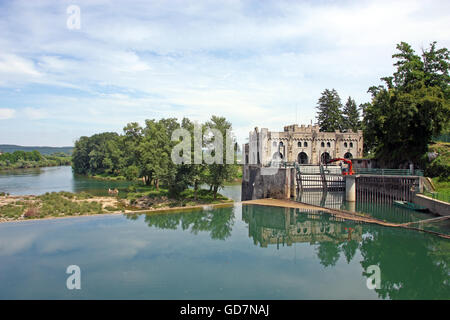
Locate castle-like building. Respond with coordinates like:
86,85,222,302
244,124,363,165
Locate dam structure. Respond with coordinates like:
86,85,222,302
241,124,423,205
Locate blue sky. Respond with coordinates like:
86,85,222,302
0,0,449,146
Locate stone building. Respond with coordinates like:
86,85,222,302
244,124,363,165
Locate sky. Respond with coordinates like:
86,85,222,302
0,0,449,147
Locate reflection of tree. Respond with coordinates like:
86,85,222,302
316,242,340,267
136,207,235,240
341,240,359,264
359,227,450,299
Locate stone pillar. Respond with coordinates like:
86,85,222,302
345,175,356,202
347,200,356,212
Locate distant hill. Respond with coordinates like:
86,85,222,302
0,144,73,155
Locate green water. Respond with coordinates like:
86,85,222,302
0,166,133,196
0,204,448,299
0,166,448,299
0,166,242,201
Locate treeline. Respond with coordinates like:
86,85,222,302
72,116,239,199
0,144,73,155
0,150,71,170
315,41,449,176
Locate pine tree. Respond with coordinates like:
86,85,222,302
316,89,344,132
343,96,360,132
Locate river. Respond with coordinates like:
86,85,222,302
0,166,448,299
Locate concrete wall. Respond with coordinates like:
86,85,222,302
413,194,450,216
241,166,293,201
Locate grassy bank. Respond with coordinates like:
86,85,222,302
0,189,233,222
424,177,450,203
89,173,129,181
127,187,232,209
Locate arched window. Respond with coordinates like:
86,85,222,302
304,141,308,147
344,142,348,148
279,141,284,147
344,152,353,159
298,152,308,164
350,142,353,148
321,152,331,164
321,142,325,148
327,142,331,148
297,142,302,148
272,152,283,160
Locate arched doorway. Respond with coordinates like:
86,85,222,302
298,152,308,164
321,152,331,164
344,152,353,159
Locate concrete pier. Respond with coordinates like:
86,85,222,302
345,175,356,202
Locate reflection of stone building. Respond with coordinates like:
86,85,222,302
244,124,363,166
242,205,362,248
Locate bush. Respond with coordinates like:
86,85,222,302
0,204,24,218
24,206,40,218
425,157,450,179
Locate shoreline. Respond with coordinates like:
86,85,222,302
0,200,235,225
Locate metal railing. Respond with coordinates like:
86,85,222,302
353,168,424,176
265,162,424,176
424,192,450,203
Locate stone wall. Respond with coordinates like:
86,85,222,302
241,165,293,201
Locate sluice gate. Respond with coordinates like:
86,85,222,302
242,164,423,204
355,175,420,204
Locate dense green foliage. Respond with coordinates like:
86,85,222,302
362,41,449,168
316,89,361,132
343,97,361,132
0,150,71,170
424,141,450,180
316,89,345,132
72,116,239,199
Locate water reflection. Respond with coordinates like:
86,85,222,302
242,205,363,267
296,191,345,210
360,225,450,299
297,190,434,224
127,206,235,240
0,203,448,299
242,204,450,299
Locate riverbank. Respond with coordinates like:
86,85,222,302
0,191,234,223
0,151,71,171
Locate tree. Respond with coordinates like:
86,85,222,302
316,89,344,132
138,119,179,190
343,96,360,132
71,116,241,200
363,42,450,167
180,118,207,200
204,116,238,200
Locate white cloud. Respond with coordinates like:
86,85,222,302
0,0,449,144
23,107,48,120
0,108,16,120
